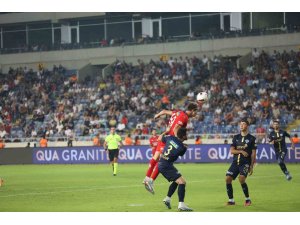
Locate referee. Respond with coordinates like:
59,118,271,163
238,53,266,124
103,127,123,176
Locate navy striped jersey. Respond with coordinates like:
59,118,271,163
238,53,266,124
160,135,187,163
268,129,290,152
231,133,257,164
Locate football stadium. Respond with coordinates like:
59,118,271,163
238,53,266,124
0,9,300,224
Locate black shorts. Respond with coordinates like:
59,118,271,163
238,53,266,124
108,149,119,161
275,151,286,163
158,161,182,182
226,161,250,180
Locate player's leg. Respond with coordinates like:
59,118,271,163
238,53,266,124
163,181,178,209
113,149,119,176
144,151,160,182
148,142,165,182
277,151,292,180
176,176,193,211
144,141,164,184
239,164,251,206
150,156,161,181
143,143,164,192
108,150,114,175
225,163,238,205
144,151,161,194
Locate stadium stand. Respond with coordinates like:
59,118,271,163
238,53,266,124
0,49,299,146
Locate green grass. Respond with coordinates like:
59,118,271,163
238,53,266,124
0,163,299,212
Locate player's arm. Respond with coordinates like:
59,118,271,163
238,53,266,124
286,132,295,150
154,109,173,120
249,149,257,176
158,126,170,141
267,135,274,144
289,137,295,150
118,135,123,148
103,139,108,150
230,146,248,157
179,145,187,156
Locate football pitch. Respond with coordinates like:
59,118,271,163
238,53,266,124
0,163,299,212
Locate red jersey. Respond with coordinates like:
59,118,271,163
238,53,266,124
149,135,159,155
155,110,189,154
167,110,189,135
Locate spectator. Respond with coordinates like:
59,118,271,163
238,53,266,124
39,135,48,147
161,95,170,109
0,124,7,139
134,136,141,145
124,133,133,145
256,124,266,144
0,138,5,149
93,134,101,146
195,135,202,144
291,134,299,144
65,126,74,147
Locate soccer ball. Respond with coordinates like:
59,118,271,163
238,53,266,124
196,92,208,102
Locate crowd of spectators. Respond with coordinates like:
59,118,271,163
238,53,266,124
0,48,299,144
193,48,300,141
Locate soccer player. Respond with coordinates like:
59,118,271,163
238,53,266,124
103,127,123,176
268,120,295,181
143,102,198,194
225,118,257,206
149,129,159,156
158,127,193,211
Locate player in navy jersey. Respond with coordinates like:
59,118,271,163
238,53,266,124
158,127,193,211
225,118,257,206
268,120,295,181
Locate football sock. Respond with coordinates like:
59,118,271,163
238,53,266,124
167,182,178,198
241,183,249,198
146,158,157,177
279,162,288,174
150,164,160,180
178,184,186,202
226,183,233,199
111,163,114,172
113,163,118,175
164,196,171,202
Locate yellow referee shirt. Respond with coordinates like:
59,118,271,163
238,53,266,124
105,134,122,150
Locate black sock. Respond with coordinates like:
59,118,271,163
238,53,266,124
167,182,178,198
178,184,186,202
279,162,288,174
226,183,233,199
241,183,249,198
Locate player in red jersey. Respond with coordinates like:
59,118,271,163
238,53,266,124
149,129,159,156
143,102,198,194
